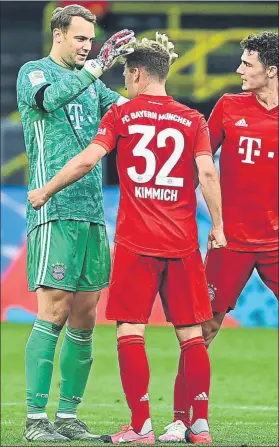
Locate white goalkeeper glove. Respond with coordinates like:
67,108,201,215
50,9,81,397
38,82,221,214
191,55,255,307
83,29,135,80
155,32,178,65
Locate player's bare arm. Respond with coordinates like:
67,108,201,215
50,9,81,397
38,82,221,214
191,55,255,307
195,154,227,249
28,144,107,210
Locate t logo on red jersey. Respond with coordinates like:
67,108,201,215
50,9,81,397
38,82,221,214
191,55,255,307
238,136,262,164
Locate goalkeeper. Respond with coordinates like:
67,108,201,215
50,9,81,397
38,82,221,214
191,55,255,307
17,4,135,443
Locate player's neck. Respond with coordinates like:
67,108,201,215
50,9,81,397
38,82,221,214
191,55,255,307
49,48,75,70
139,82,167,97
254,84,278,110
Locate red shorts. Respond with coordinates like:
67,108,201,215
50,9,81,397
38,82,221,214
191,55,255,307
106,244,212,326
205,248,279,313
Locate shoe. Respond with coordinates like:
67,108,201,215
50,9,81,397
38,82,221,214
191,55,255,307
23,418,70,442
158,420,188,442
185,428,212,444
54,416,100,441
185,419,212,444
100,425,155,444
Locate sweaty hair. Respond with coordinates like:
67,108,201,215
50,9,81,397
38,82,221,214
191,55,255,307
240,31,278,73
50,4,96,33
124,40,171,82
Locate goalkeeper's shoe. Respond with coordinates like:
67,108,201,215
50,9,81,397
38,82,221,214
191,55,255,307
23,418,70,442
158,420,188,443
100,424,155,444
54,416,100,441
185,419,212,444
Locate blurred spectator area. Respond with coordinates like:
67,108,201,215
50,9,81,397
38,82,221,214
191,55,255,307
1,2,45,117
1,1,278,186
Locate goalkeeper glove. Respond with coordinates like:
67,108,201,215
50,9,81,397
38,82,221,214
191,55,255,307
83,29,135,80
155,32,178,65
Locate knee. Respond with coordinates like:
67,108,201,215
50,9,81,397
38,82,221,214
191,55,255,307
37,287,73,325
68,291,101,329
175,324,202,343
81,306,98,328
117,322,145,338
52,301,71,325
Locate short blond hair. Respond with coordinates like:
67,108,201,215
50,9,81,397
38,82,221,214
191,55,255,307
50,4,96,33
124,39,171,81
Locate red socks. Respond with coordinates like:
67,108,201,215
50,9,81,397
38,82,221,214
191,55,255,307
117,334,210,433
173,353,191,426
117,335,150,433
174,336,210,425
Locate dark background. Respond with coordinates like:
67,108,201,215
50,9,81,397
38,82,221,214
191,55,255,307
1,1,277,185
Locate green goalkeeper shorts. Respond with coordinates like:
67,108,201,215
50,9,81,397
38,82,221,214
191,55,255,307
27,220,111,292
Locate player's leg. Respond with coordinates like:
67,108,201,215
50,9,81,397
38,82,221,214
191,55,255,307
111,322,155,443
158,250,212,444
54,223,110,441
255,250,279,298
25,221,78,442
176,324,211,445
100,243,160,444
202,248,255,348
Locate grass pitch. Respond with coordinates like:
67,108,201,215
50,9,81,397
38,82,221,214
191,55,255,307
1,323,278,446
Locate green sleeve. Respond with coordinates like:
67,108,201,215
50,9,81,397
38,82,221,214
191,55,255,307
96,79,120,116
17,61,95,113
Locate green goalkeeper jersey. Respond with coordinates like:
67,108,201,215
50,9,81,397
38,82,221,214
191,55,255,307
17,56,120,235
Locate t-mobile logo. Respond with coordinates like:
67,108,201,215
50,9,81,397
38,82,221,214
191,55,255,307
68,104,84,130
238,136,262,164
238,136,275,164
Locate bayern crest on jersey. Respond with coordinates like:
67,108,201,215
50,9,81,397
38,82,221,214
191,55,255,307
207,283,217,301
88,85,96,98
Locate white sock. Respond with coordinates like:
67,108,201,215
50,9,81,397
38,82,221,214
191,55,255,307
191,419,209,434
139,418,152,435
56,413,77,419
28,413,48,420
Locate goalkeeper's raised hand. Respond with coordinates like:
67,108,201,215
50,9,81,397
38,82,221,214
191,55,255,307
84,29,135,80
155,32,178,65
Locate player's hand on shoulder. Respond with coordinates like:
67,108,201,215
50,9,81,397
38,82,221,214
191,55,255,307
28,187,50,211
84,29,135,79
208,227,227,250
155,32,178,65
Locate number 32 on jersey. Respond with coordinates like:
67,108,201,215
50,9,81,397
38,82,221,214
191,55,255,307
127,124,185,187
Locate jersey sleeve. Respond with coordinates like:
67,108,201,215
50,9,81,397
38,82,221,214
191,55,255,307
193,116,212,158
16,61,50,109
97,80,121,116
91,104,118,152
207,96,225,153
17,61,95,113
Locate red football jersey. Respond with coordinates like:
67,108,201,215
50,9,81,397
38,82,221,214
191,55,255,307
208,92,278,252
93,94,212,258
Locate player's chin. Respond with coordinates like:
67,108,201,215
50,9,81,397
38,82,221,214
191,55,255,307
241,81,249,91
75,56,87,69
75,62,86,70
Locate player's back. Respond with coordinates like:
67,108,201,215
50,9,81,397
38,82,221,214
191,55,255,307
112,94,209,258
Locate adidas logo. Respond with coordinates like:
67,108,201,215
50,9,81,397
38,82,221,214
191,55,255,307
235,118,248,127
140,393,149,402
194,392,208,400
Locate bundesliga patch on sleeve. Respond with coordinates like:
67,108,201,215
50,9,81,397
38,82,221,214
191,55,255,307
28,70,47,87
97,127,106,136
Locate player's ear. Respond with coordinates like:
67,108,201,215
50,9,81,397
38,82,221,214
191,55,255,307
267,65,277,79
53,28,63,44
133,67,140,83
